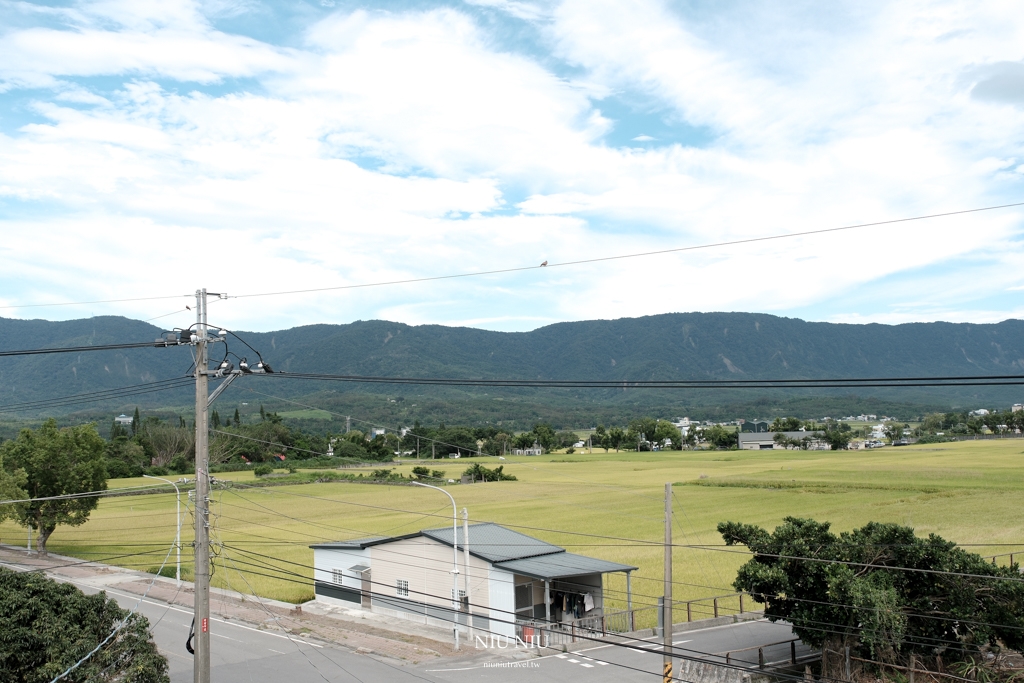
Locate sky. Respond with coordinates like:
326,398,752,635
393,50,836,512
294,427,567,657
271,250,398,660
1,0,1024,334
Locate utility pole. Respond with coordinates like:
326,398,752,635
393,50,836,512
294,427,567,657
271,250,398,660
193,289,211,683
462,508,472,641
663,482,673,683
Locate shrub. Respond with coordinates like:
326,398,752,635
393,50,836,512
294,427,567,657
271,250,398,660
253,464,274,477
169,454,194,474
145,466,169,476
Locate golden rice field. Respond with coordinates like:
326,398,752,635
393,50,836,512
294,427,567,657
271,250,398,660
3,439,1023,618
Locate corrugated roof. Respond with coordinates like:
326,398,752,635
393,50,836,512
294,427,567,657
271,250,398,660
421,523,563,563
495,552,637,580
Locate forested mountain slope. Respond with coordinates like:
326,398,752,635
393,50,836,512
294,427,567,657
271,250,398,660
1,313,1021,415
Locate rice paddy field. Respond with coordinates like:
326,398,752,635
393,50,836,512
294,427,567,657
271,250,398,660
3,439,1023,621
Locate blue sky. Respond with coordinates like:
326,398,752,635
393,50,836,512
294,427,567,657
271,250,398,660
1,0,1023,333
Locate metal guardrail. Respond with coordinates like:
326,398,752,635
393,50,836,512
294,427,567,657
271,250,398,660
577,592,754,635
722,637,819,669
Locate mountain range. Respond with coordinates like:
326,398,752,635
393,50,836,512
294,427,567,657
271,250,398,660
1,312,1022,428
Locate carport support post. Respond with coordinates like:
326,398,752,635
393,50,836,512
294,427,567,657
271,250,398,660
626,570,634,631
663,482,673,683
462,508,472,640
544,580,551,647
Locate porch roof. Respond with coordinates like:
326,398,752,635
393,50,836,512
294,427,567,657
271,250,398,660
495,551,637,580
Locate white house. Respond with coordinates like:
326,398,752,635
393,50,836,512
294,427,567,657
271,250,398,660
311,523,636,639
114,414,133,426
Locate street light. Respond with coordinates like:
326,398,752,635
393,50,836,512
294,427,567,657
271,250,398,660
144,474,182,587
411,481,461,651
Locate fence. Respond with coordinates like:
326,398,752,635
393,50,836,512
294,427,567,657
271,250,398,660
721,638,818,669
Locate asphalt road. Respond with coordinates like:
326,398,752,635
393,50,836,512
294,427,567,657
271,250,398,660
4,550,809,683
423,619,814,683
7,563,442,683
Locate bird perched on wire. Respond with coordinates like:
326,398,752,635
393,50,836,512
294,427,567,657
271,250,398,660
540,260,548,267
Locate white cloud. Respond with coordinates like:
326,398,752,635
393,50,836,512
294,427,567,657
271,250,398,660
0,1,1022,332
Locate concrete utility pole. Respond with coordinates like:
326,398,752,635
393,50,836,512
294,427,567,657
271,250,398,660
194,289,211,683
462,508,472,640
664,482,673,683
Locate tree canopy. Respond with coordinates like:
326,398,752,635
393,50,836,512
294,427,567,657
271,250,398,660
1,419,108,554
0,567,168,683
719,517,1024,677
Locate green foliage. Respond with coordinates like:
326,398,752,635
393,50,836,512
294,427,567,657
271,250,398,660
719,517,1024,676
0,567,169,683
253,464,274,477
702,425,738,449
770,416,805,431
816,420,852,450
1,419,107,554
411,465,447,480
0,453,27,523
105,436,148,478
462,463,517,482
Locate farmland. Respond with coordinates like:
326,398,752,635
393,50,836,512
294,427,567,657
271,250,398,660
2,439,1022,617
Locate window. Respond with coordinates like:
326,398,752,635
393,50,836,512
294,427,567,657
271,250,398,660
397,579,409,597
452,589,467,607
331,568,345,585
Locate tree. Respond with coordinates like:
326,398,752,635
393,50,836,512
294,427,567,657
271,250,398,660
719,517,1024,679
104,436,148,479
211,409,221,429
0,567,169,682
653,421,682,449
0,453,27,522
531,423,556,452
606,427,625,452
703,425,738,449
233,407,241,427
770,416,804,432
816,420,852,450
131,406,140,437
513,432,536,450
884,421,905,443
1,419,107,555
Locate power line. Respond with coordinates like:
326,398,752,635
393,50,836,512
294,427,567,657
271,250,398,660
261,370,1024,389
0,378,193,414
226,202,1024,301
4,202,1020,312
0,341,180,357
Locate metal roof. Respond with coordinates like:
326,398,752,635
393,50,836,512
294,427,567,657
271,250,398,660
308,536,393,550
310,524,635,579
495,552,637,580
421,523,563,563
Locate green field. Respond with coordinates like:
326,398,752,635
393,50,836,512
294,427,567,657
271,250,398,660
3,441,1023,621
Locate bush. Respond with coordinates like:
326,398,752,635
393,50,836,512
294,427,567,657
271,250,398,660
169,454,194,474
253,464,274,477
104,458,136,479
145,466,169,476
147,565,191,580
915,434,950,444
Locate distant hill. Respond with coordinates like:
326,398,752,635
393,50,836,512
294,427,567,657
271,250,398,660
1,313,1021,426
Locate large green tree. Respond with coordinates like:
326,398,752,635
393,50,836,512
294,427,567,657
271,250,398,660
0,567,168,683
719,517,1024,678
0,452,28,521
1,419,108,555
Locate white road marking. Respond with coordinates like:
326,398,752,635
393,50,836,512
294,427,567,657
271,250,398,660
46,575,324,648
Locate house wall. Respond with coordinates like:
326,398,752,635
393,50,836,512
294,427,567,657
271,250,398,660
368,536,498,634
312,546,369,607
